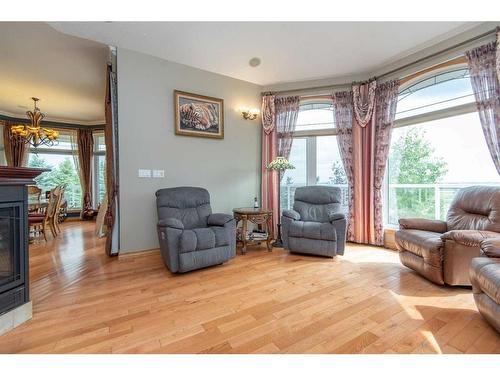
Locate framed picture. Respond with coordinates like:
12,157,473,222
174,90,224,139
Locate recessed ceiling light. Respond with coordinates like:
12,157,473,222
249,57,261,67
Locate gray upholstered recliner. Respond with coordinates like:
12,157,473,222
281,186,347,257
156,187,236,273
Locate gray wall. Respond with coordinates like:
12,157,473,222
117,48,262,252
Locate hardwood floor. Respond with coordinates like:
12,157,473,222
1,221,499,354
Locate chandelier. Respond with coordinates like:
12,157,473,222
10,97,59,148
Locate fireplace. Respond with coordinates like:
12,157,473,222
0,167,47,334
0,201,27,315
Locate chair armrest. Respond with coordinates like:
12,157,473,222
329,212,346,222
441,230,499,247
158,218,184,230
399,218,447,233
282,209,300,221
480,237,500,258
207,213,234,226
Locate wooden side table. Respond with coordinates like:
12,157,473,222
233,207,273,255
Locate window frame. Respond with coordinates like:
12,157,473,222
281,97,346,211
92,131,106,209
383,60,483,228
27,129,82,212
291,96,337,187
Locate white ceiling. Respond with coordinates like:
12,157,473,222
50,22,479,85
0,22,108,124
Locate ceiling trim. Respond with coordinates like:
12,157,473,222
0,112,105,129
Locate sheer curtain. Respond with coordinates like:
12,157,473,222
261,95,299,234
333,91,355,242
466,41,500,174
275,96,300,172
372,80,400,245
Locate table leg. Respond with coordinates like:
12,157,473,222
266,214,273,251
241,217,247,255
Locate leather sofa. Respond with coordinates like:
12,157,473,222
281,186,347,258
470,238,500,333
395,186,500,286
156,187,236,273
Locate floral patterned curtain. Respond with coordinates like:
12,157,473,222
352,80,377,127
465,41,500,175
275,96,300,177
333,91,355,242
261,94,276,134
372,80,400,246
497,31,500,85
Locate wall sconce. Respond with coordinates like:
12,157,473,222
241,107,260,120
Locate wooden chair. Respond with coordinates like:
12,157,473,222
28,186,61,241
53,187,65,235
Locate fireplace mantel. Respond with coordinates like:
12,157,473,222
0,166,49,185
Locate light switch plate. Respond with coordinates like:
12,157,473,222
138,169,151,178
152,170,165,178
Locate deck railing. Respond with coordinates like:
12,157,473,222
281,182,500,225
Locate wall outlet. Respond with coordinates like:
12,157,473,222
152,170,165,178
138,169,151,178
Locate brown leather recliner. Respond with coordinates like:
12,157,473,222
395,186,500,286
470,238,500,333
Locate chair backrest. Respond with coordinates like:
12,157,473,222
446,186,500,232
55,186,65,215
156,186,212,229
46,186,62,219
293,186,342,222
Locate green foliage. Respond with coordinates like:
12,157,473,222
28,154,53,189
389,127,448,221
97,156,106,204
28,155,82,209
389,127,447,184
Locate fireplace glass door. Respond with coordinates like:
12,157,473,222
0,203,22,294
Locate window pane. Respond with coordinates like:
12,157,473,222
316,136,349,213
396,68,474,120
281,138,307,211
386,112,500,225
35,130,75,151
28,153,82,210
96,155,106,205
295,102,334,131
0,124,5,166
93,132,106,152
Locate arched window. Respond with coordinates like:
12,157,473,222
385,66,500,225
281,99,348,212
296,101,334,131
396,68,474,119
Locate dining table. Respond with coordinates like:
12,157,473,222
28,197,48,212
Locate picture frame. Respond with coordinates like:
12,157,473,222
174,90,224,139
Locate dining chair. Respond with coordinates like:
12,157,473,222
27,185,42,213
28,186,61,241
53,186,65,235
